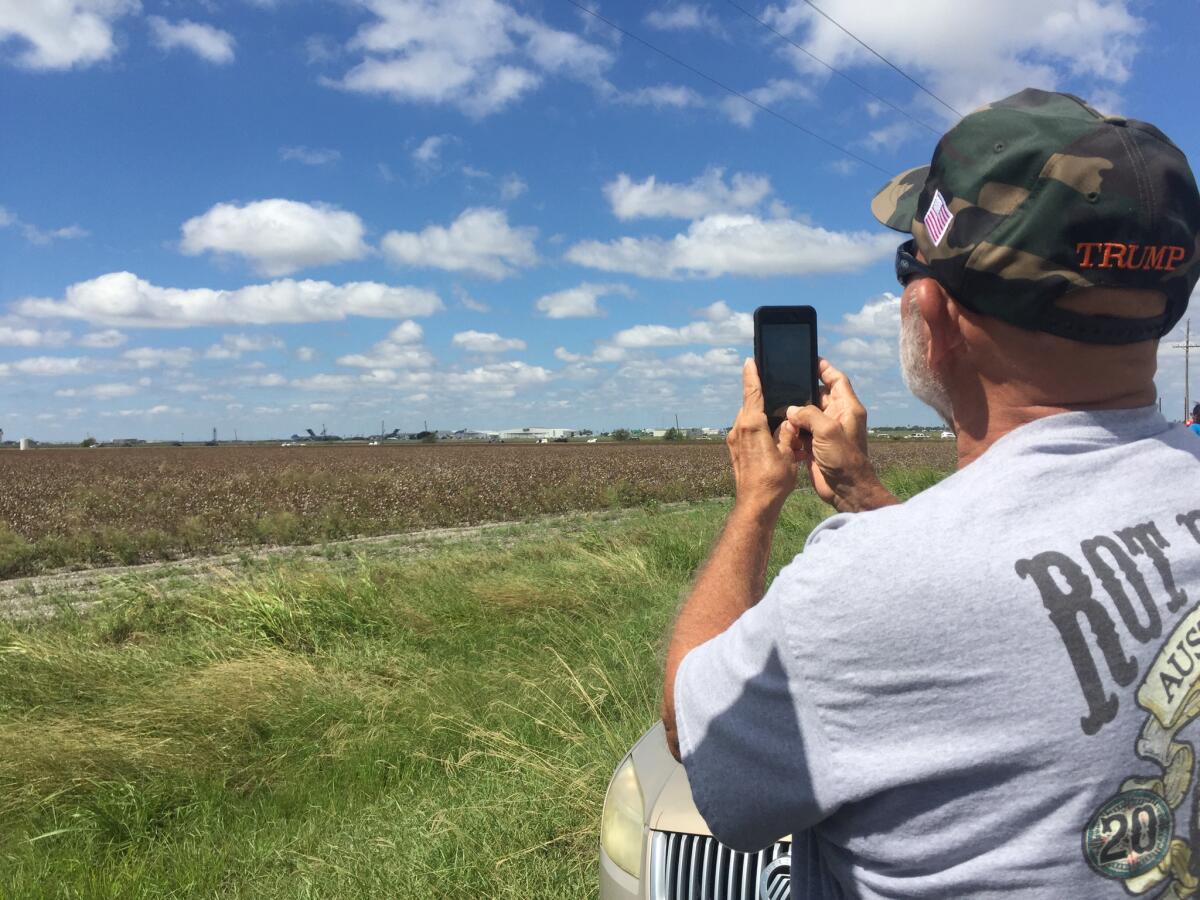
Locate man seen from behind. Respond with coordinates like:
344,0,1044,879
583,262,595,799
662,89,1200,898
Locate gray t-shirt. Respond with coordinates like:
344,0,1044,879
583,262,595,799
674,406,1200,898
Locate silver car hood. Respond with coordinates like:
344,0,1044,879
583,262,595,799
628,721,712,836
628,720,794,843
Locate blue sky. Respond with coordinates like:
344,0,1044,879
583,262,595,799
1,0,1198,440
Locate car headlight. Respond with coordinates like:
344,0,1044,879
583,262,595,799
601,755,645,878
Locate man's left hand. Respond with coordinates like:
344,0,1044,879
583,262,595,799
726,358,800,520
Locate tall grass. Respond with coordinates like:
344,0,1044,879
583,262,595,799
0,475,935,897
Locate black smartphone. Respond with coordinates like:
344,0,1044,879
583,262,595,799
753,306,818,431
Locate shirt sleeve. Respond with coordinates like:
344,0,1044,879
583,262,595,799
672,557,844,853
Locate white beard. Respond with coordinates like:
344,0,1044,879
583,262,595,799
899,299,955,429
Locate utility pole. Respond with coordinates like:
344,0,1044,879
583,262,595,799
674,413,680,431
1173,318,1200,421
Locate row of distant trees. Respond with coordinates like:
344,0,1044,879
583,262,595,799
77,430,690,447
611,428,684,441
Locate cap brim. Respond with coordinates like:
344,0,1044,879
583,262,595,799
870,165,929,233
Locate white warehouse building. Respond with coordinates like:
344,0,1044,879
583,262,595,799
498,427,576,441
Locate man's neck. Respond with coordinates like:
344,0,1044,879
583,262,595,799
951,385,1158,469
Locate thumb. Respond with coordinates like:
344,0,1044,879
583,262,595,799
787,404,838,441
741,358,764,412
776,419,799,457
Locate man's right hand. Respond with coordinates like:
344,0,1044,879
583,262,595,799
786,359,899,514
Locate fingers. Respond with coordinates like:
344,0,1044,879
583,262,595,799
741,358,763,412
786,404,839,441
818,357,853,397
816,357,866,416
775,419,798,457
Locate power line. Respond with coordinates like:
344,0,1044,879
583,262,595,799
800,0,963,118
562,0,891,175
723,0,942,135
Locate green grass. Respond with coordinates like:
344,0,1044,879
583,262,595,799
0,473,940,898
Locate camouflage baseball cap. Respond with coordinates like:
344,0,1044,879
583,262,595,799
871,88,1200,344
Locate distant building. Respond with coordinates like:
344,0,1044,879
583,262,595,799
498,427,575,441
111,438,146,447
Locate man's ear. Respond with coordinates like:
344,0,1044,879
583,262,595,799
912,278,965,369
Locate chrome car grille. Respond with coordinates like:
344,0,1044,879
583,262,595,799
649,831,791,900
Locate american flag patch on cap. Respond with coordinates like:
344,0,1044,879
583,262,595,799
924,189,954,247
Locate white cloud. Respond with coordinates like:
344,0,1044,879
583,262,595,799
445,360,551,397
329,0,614,117
645,4,723,35
835,293,901,339
831,336,895,371
0,206,89,245
0,324,70,347
7,356,95,377
619,83,706,109
452,330,525,353
103,404,180,418
77,328,128,348
764,0,1143,115
452,164,527,202
453,284,489,312
604,168,771,220
380,207,536,279
55,382,139,399
181,199,370,276
358,368,433,387
23,223,89,245
147,16,235,65
413,134,451,165
295,346,318,362
617,346,742,381
720,79,812,127
18,272,444,327
566,214,893,279
611,301,751,348
0,0,138,70
861,120,920,152
499,173,527,201
292,374,358,392
280,146,341,165
535,282,630,319
123,347,195,369
591,344,628,363
204,333,284,360
337,321,436,368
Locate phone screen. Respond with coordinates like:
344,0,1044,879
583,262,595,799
760,323,814,420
